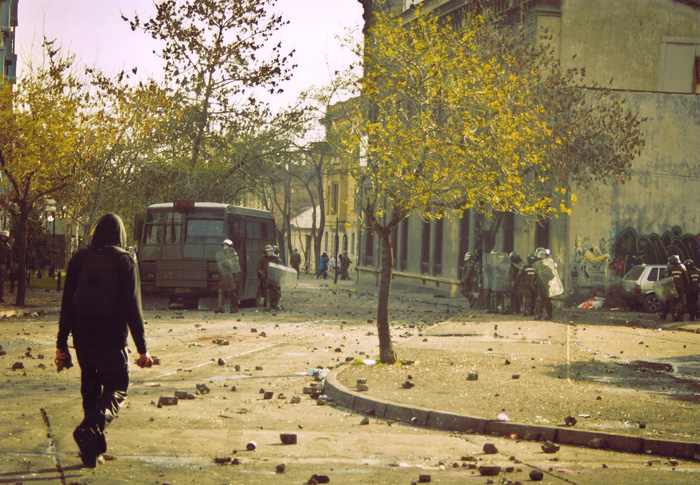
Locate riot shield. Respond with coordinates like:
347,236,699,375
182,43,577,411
534,258,564,297
268,263,298,290
482,253,493,291
653,277,679,302
215,249,240,291
490,252,512,292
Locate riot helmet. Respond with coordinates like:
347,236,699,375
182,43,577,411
464,251,473,261
222,239,233,247
668,254,681,265
684,259,696,269
527,252,537,263
509,251,521,263
536,249,548,259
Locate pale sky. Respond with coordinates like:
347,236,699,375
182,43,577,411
15,0,364,111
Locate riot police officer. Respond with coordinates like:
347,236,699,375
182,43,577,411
460,252,478,308
507,251,523,314
661,255,688,322
684,259,699,321
533,248,554,320
215,239,241,313
257,245,282,311
521,252,537,316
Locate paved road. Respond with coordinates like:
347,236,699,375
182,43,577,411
0,278,699,484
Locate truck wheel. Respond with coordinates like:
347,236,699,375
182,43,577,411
643,293,661,313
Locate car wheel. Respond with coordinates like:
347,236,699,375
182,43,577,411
643,293,662,313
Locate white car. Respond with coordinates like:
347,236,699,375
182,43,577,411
620,264,666,313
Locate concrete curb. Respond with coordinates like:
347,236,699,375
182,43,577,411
0,306,61,318
325,366,700,461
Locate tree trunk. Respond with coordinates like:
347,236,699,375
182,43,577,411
376,227,397,364
14,205,29,307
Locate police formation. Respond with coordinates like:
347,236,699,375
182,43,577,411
658,255,700,322
460,247,564,320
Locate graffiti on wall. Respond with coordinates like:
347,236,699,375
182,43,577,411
572,226,700,286
611,226,700,276
573,235,614,282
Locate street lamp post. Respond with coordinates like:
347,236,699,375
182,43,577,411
334,217,339,284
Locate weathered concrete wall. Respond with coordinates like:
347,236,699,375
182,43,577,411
567,90,700,298
560,0,700,91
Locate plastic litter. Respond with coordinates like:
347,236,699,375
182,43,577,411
578,296,605,309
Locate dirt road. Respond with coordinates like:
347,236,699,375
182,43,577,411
1,279,699,484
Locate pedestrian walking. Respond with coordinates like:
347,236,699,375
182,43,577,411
316,252,329,279
329,252,340,279
55,213,153,468
0,230,12,303
340,252,353,280
290,249,302,278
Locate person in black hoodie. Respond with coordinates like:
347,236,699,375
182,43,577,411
55,214,152,468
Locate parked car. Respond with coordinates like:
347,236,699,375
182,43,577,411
620,264,666,313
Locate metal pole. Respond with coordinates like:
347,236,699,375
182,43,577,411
334,217,339,284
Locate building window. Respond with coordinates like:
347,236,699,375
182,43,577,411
421,221,430,275
432,218,443,276
400,218,409,271
503,212,515,254
659,37,700,93
351,233,355,254
535,217,549,251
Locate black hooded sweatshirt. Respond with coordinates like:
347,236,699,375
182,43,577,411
57,214,147,354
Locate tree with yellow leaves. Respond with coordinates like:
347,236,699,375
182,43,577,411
0,40,90,306
353,8,645,363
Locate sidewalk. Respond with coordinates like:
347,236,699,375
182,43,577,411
309,276,700,461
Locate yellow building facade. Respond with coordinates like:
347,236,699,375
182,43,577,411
355,0,700,301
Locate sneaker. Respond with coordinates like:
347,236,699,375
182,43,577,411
74,427,99,468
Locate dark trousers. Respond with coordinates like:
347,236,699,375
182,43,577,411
522,286,536,315
510,286,522,313
535,285,553,319
687,291,698,320
266,284,281,309
75,346,129,450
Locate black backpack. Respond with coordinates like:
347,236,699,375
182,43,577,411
72,248,121,319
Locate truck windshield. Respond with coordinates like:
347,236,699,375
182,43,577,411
143,209,225,245
186,218,224,242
